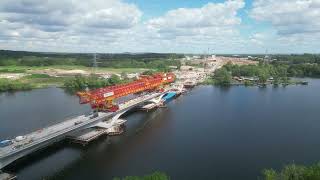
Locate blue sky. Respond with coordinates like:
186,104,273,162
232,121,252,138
125,0,232,19
0,0,319,54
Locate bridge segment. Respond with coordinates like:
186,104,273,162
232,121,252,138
0,91,166,169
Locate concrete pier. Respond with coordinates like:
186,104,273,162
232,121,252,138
67,128,108,146
0,172,16,180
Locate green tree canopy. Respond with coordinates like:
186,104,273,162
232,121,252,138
214,68,232,86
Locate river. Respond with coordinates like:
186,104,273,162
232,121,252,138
1,79,320,180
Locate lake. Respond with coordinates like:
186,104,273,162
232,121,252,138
1,79,320,180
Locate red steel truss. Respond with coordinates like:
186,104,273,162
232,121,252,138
77,73,175,111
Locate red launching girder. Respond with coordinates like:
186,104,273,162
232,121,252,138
77,73,175,111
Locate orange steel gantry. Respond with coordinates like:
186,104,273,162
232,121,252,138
77,73,175,111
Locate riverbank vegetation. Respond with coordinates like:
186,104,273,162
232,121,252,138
0,74,72,91
213,68,232,86
23,74,69,88
262,162,320,180
113,171,169,180
0,78,33,91
212,53,320,85
225,62,320,79
209,61,317,86
64,74,128,92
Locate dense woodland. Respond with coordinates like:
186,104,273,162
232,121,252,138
0,50,182,71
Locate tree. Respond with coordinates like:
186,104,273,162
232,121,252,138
142,70,155,75
214,68,232,86
258,69,269,84
108,74,121,85
261,163,320,180
262,169,277,180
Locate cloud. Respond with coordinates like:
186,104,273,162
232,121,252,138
147,0,245,38
0,0,144,52
0,0,141,31
0,0,74,31
0,0,248,53
124,0,247,53
249,33,266,46
250,0,320,35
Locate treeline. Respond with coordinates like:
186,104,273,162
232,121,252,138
273,54,320,64
219,53,320,64
64,74,127,91
212,61,320,86
0,56,181,70
224,62,320,79
0,50,182,70
262,162,320,180
0,50,182,60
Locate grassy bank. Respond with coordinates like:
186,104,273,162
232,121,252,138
0,78,33,91
21,74,71,88
200,77,216,85
0,75,70,92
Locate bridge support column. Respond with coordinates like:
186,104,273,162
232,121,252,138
147,93,166,105
139,93,167,111
92,110,128,135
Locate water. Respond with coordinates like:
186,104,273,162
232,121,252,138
1,80,320,180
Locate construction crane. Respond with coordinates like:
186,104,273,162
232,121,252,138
77,73,175,112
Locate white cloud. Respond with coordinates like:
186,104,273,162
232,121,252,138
128,0,246,53
250,0,320,35
0,0,248,53
147,0,244,38
0,0,142,52
0,0,141,31
247,0,320,53
249,33,266,46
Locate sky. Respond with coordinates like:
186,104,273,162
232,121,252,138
0,0,320,54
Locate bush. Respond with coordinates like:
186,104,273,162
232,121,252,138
113,171,169,180
213,68,232,86
262,162,320,180
25,74,51,78
0,68,26,73
64,74,127,91
0,78,32,91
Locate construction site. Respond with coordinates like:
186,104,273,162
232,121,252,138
0,54,259,178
